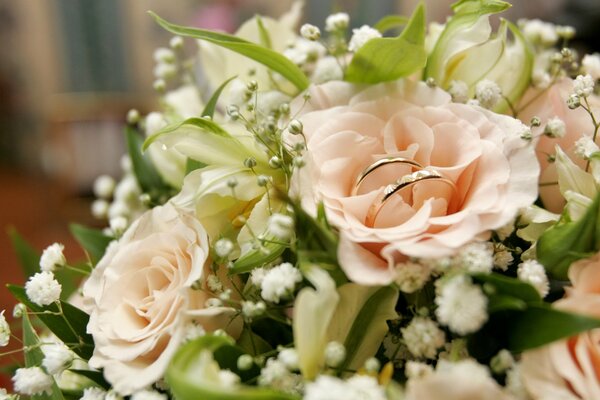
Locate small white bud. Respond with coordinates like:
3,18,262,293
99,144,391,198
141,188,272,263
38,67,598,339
205,298,223,308
214,238,234,258
325,13,350,32
169,36,184,49
364,357,381,372
12,303,26,319
153,47,175,63
39,243,66,272
573,74,595,98
153,79,166,92
237,354,254,370
268,156,282,169
12,367,53,395
0,310,10,346
109,216,128,235
517,260,549,298
447,80,469,103
288,119,303,135
475,79,502,109
257,175,270,187
300,24,321,41
574,135,600,159
268,213,294,240
91,199,109,219
126,109,140,124
93,175,116,199
543,117,566,138
348,25,382,52
324,341,346,367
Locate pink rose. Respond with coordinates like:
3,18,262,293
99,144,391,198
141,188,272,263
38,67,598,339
83,203,240,394
292,80,539,284
522,252,600,399
518,78,600,212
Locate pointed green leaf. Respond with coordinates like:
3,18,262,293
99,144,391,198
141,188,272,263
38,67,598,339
8,285,94,360
68,369,110,390
230,240,285,274
8,228,40,278
537,193,600,280
185,158,207,174
473,272,542,304
202,76,237,118
149,12,309,91
373,15,409,34
126,126,170,193
345,3,426,84
143,117,231,151
255,16,272,49
69,224,112,264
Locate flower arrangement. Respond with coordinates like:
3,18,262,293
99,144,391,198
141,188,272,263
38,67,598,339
3,0,600,398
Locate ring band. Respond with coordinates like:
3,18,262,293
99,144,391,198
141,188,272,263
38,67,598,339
352,157,424,196
365,169,457,227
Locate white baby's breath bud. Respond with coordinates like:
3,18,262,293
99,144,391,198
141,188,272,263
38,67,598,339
268,213,294,240
169,35,184,50
543,117,566,138
206,274,224,293
13,303,26,318
288,119,303,135
126,108,140,125
292,156,306,169
257,175,270,187
153,62,177,80
300,24,321,41
520,128,533,141
153,79,166,92
532,70,552,89
447,80,469,103
522,19,558,46
91,199,109,219
278,348,299,370
238,354,254,370
348,25,382,52
567,93,581,109
312,56,344,84
41,341,74,375
574,135,600,159
453,242,494,274
250,267,268,286
364,357,381,373
530,116,541,127
205,298,223,308
582,54,600,80
227,105,240,120
0,310,10,347
401,317,446,359
325,341,346,367
153,47,175,64
493,250,514,271
25,271,61,306
425,77,437,88
219,289,232,301
258,358,295,390
109,216,128,235
131,389,168,400
106,390,124,400
183,322,206,342
490,349,514,374
405,361,434,379
39,243,66,272
556,25,575,40
93,175,116,199
325,12,350,32
517,260,549,297
435,275,488,335
574,74,595,98
246,80,258,92
260,262,302,303
80,387,107,400
227,178,238,189
244,157,257,169
269,156,282,169
395,261,431,293
214,238,234,258
242,300,266,318
279,103,290,115
475,79,502,109
12,367,53,395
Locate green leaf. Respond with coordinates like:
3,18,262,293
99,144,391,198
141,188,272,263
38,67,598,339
505,304,600,352
69,224,112,264
126,126,170,193
202,76,237,118
255,16,272,49
167,335,299,400
472,273,542,304
68,369,110,390
22,313,66,400
537,193,600,280
149,12,309,91
143,117,231,151
8,228,40,278
230,240,285,274
345,3,426,84
373,15,409,34
8,285,94,360
185,158,207,174
487,294,527,313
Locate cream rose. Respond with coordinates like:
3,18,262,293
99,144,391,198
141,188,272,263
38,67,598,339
292,80,539,284
83,203,240,395
518,78,600,212
521,252,600,399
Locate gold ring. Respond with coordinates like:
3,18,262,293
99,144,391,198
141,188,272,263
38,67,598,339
352,156,424,196
365,169,457,227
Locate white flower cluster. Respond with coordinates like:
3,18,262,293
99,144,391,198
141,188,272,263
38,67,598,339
25,271,61,306
517,260,549,297
453,242,494,274
543,117,566,139
41,339,74,375
582,54,600,81
348,26,381,52
260,263,302,303
0,310,10,347
12,367,53,396
325,13,349,32
475,79,502,109
304,375,386,400
394,261,431,293
39,243,66,272
520,19,558,46
573,74,595,98
435,275,488,335
574,135,600,159
401,317,446,359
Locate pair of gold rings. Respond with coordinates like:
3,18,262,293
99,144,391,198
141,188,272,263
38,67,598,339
352,157,457,227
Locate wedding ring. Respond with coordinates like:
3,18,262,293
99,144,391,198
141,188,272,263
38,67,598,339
365,168,457,227
352,156,424,196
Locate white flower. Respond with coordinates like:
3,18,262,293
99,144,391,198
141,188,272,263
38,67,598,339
475,79,502,109
42,340,74,375
544,117,566,138
109,216,128,235
521,19,558,46
490,349,514,374
532,69,552,89
582,54,600,80
0,310,10,347
574,135,600,159
401,317,446,359
105,391,123,400
505,364,528,400
25,271,61,306
394,262,431,293
182,322,206,342
405,361,434,379
453,242,494,274
348,25,381,52
80,387,107,400
493,250,514,271
39,243,66,272
258,358,299,392
241,300,266,318
250,267,268,286
278,348,299,371
218,370,240,387
260,262,302,303
312,56,344,84
267,213,294,241
325,13,349,32
573,74,595,98
304,375,386,400
12,367,53,396
517,260,549,297
300,24,321,41
435,275,488,335
213,238,234,258
153,62,176,80
447,80,469,103
153,47,175,64
93,175,115,199
130,389,168,400
324,341,346,367
91,199,109,219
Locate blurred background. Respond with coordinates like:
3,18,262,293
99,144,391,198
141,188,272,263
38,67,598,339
0,0,598,387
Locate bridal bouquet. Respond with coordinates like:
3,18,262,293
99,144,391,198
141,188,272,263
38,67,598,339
4,0,600,398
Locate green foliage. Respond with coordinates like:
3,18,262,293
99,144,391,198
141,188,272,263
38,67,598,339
231,241,286,274
69,224,112,265
202,76,237,118
8,285,94,360
537,193,600,280
373,15,409,34
345,3,426,84
8,227,40,278
126,126,171,195
149,12,309,91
